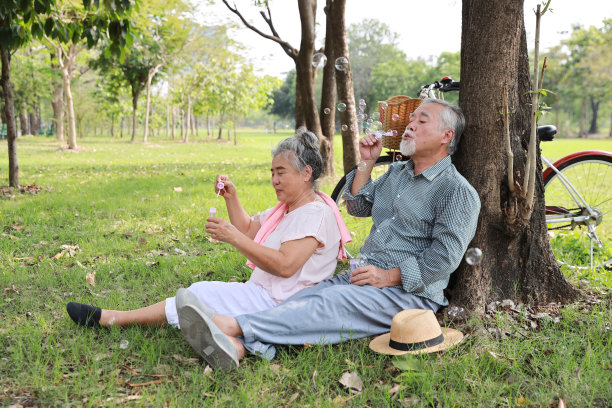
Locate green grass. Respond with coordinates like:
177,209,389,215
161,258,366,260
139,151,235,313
1,132,610,407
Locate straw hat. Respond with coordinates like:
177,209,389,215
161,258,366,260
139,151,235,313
369,309,464,355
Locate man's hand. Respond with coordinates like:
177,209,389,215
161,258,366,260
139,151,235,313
349,265,401,288
358,133,383,162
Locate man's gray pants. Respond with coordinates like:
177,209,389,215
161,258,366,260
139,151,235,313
235,273,440,360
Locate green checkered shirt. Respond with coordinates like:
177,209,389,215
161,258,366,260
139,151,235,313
343,156,480,306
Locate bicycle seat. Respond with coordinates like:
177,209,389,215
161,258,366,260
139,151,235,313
537,125,557,142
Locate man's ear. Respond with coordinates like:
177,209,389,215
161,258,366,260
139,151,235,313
442,129,455,145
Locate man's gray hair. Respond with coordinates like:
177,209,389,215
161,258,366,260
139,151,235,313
419,98,466,155
272,127,323,187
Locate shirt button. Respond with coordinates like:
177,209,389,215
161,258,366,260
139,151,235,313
396,194,400,198
392,217,395,220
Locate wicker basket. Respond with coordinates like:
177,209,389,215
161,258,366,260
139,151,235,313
378,96,421,150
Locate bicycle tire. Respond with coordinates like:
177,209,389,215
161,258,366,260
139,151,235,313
543,153,612,270
331,156,395,257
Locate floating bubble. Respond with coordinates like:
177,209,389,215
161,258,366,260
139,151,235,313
465,247,483,266
312,52,327,69
119,340,129,350
358,99,366,110
350,124,356,131
379,102,388,110
395,154,402,161
341,124,348,131
374,121,382,129
392,130,398,136
392,114,400,121
334,56,349,71
323,107,331,115
337,103,347,112
356,161,367,172
370,112,379,121
357,113,365,121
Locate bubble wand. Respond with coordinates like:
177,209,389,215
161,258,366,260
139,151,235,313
216,179,224,198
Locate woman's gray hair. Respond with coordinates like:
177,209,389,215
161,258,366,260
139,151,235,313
420,98,466,155
272,127,323,187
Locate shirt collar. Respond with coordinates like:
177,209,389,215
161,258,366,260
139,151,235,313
404,155,452,181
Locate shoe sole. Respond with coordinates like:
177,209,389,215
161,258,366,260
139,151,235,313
178,304,238,370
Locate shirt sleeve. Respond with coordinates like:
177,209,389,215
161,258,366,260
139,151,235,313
342,167,391,217
397,183,481,295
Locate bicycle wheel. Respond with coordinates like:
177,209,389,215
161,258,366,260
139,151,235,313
543,153,612,270
331,155,394,257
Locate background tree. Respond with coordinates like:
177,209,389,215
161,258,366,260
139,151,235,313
0,0,132,187
450,0,577,309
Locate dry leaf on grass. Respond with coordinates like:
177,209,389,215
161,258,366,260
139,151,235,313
173,187,183,192
85,271,96,286
339,371,363,392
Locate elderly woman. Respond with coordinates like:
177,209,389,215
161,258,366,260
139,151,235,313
66,129,350,331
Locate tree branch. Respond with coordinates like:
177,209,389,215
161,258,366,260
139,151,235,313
221,0,298,60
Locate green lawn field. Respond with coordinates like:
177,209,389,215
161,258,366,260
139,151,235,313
0,132,610,407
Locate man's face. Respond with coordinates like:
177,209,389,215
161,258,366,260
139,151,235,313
400,103,450,159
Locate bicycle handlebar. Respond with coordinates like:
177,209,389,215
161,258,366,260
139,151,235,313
419,77,460,97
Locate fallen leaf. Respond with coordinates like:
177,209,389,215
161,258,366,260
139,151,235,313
79,180,88,184
558,398,567,408
11,224,24,231
339,371,363,392
288,393,299,405
392,354,423,371
138,237,148,246
85,271,96,286
207,236,219,243
173,187,183,192
145,261,159,267
389,384,402,396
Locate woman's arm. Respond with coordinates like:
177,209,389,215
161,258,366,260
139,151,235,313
205,218,320,278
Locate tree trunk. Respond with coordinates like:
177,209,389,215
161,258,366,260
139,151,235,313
110,114,115,138
587,97,599,135
171,106,176,140
120,116,124,138
131,87,140,142
51,78,65,142
329,0,358,174
19,106,29,136
295,0,323,142
450,0,577,309
166,104,170,138
194,115,199,138
579,97,587,138
180,108,185,142
1,48,19,187
143,71,153,143
185,95,191,142
319,0,337,177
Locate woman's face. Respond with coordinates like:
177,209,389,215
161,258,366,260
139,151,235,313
270,153,311,204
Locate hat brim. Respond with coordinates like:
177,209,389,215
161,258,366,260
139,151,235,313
369,328,464,355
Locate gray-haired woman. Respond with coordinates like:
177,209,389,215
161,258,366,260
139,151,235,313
66,129,350,332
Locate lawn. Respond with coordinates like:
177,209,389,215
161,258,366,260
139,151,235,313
1,132,610,407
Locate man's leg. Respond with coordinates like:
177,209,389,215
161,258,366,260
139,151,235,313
234,277,439,360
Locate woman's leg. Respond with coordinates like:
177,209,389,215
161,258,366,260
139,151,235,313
100,301,167,327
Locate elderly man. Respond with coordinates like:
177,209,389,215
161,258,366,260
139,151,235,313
177,99,481,369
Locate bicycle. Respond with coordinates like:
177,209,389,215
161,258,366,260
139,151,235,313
330,77,612,270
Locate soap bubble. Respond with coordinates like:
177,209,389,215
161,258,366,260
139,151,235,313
350,124,356,131
323,107,331,115
358,99,366,110
392,130,398,136
334,56,349,71
379,102,388,110
356,161,367,171
337,103,347,112
395,154,402,161
119,340,129,350
357,113,365,120
465,247,483,266
392,114,399,121
312,52,327,69
341,124,348,131
370,112,380,121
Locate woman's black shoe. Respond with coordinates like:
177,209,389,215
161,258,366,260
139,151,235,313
66,302,102,327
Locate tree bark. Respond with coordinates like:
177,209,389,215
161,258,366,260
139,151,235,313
328,0,358,174
1,48,19,187
171,106,176,140
19,106,29,136
588,97,599,135
50,55,65,142
131,87,140,142
166,104,170,138
56,44,80,149
450,0,577,310
319,0,337,177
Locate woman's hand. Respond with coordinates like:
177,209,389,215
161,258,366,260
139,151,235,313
349,265,401,288
205,217,240,244
215,175,237,199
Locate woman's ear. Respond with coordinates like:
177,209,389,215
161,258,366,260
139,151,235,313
303,165,313,182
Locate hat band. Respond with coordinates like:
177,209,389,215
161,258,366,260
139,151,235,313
389,333,444,351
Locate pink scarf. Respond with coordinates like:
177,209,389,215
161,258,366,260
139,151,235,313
246,191,352,269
